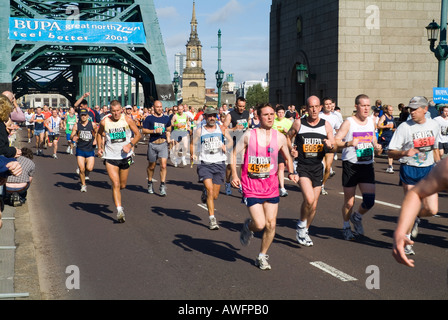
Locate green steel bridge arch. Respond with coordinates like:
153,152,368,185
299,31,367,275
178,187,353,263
1,0,175,108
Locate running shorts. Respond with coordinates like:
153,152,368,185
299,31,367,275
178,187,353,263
342,161,375,188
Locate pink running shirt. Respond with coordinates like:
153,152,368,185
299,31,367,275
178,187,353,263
241,129,279,198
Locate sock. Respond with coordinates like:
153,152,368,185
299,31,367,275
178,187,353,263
209,215,215,220
117,206,123,212
297,219,307,229
258,253,266,259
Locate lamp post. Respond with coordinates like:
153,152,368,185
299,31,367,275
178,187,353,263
426,0,448,87
214,29,224,108
173,71,179,104
296,64,308,84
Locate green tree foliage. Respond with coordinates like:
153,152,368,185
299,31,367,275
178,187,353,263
246,84,269,107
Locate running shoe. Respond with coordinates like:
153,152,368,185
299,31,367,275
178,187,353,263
411,217,420,239
240,219,254,246
147,182,154,194
80,185,87,192
52,154,58,159
201,188,207,203
404,244,415,255
255,255,271,270
159,184,167,196
66,146,71,154
350,213,364,236
296,226,313,246
321,186,328,195
386,166,394,174
279,188,288,197
225,182,232,195
117,208,125,223
343,227,355,241
209,216,219,230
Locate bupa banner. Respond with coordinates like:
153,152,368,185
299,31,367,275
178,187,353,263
9,18,146,44
433,87,448,104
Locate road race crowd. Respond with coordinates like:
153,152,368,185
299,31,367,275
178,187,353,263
0,90,447,270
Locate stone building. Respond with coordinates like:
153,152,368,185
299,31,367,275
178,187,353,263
269,0,445,117
182,1,206,110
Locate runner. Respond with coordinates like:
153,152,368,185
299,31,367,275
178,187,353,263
334,94,382,240
44,108,63,159
70,108,96,192
65,107,78,155
190,106,232,230
231,103,298,270
273,104,293,197
25,108,34,143
319,97,342,194
30,107,46,156
223,97,250,195
287,96,335,246
170,104,190,167
388,96,441,255
142,100,172,196
96,100,141,223
434,104,448,158
377,104,396,173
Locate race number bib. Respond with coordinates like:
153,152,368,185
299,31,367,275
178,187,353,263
353,132,374,162
302,138,324,158
413,130,435,152
154,122,166,134
202,136,222,155
247,156,271,179
109,127,126,143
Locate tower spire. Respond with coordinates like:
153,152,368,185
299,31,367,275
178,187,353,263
190,1,198,39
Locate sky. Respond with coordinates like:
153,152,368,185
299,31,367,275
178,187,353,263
153,0,271,89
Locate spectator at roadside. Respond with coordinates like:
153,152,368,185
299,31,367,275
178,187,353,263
4,147,35,206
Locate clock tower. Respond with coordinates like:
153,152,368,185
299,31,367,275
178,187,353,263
181,1,206,110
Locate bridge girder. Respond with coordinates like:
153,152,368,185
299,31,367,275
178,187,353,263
3,0,174,108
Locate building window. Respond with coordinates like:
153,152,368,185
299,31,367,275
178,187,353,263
297,16,302,38
190,82,198,87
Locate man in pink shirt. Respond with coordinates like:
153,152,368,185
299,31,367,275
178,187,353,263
231,103,298,270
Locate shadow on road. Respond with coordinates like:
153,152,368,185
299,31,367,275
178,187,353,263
173,234,253,264
69,201,115,222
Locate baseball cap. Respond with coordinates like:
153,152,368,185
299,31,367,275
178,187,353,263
79,108,89,115
125,105,132,109
204,106,218,115
408,96,428,109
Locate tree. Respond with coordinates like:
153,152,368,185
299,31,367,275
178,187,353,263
245,84,269,107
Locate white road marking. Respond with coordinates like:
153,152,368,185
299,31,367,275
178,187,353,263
338,192,401,209
310,261,358,282
197,203,215,211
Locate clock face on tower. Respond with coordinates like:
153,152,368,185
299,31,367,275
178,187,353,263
190,61,197,67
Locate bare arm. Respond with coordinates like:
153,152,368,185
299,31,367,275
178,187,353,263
393,158,448,267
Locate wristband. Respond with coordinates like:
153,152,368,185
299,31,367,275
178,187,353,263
129,142,134,147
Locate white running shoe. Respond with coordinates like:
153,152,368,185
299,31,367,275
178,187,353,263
296,227,313,246
117,208,125,223
255,255,271,270
209,216,219,230
80,185,87,192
